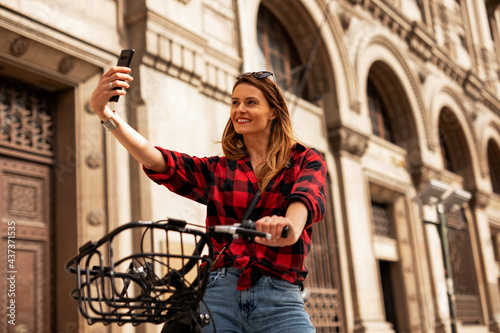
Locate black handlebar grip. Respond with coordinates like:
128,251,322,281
244,220,289,239
281,226,289,238
235,227,269,239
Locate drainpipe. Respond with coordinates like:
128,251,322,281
416,180,471,333
436,203,458,333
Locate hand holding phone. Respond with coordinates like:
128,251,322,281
109,49,135,102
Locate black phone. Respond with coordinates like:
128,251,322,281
109,49,135,102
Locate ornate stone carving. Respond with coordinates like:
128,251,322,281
85,101,94,114
350,100,361,114
463,71,482,102
412,164,442,190
140,11,236,102
86,152,103,169
0,77,54,156
471,189,490,209
10,36,29,56
58,56,75,74
353,0,500,119
87,210,104,226
3,170,44,220
10,183,37,215
328,126,368,157
407,23,432,62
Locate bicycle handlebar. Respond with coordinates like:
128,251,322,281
211,220,289,241
65,217,289,330
212,225,270,239
240,219,289,239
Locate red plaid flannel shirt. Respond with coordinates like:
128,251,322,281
143,143,327,290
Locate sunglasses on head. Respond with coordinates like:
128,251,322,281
236,71,274,81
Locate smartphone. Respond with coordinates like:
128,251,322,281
109,49,135,102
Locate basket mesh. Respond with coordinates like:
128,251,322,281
66,221,212,325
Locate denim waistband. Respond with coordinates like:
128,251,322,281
212,266,242,277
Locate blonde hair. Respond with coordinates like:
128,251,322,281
221,74,296,192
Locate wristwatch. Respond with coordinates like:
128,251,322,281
101,113,120,131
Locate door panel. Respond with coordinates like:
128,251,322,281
0,157,52,332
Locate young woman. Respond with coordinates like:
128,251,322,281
90,68,327,332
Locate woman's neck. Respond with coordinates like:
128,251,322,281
243,136,269,173
244,136,268,162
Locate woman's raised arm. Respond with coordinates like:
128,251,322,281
90,66,167,173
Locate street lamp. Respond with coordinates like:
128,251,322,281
416,180,471,333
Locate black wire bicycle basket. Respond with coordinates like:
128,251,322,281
65,219,213,327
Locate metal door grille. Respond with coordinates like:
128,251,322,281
446,209,483,326
0,76,55,158
304,179,343,332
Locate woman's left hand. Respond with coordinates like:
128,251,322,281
253,215,300,247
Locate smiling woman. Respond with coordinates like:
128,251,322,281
89,67,327,333
222,72,296,193
231,84,276,144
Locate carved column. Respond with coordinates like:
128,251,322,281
329,125,394,333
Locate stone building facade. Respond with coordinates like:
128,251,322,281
1,0,500,332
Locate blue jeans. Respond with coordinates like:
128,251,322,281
201,267,315,333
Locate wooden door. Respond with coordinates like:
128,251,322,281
0,157,52,332
0,75,55,332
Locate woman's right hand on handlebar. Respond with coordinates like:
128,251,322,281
90,66,134,118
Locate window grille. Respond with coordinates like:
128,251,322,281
367,79,394,143
446,209,484,326
0,76,55,157
304,178,343,332
257,6,311,101
371,201,393,238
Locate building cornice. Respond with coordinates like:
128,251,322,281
346,0,500,117
125,8,241,103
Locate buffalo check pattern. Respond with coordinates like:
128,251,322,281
144,143,327,290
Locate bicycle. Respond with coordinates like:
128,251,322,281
65,218,288,332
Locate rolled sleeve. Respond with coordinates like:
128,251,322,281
283,149,327,227
143,147,214,204
143,147,179,181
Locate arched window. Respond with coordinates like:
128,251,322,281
367,78,394,142
486,0,500,61
438,108,469,174
257,6,311,101
437,108,475,188
487,140,500,194
439,126,456,173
